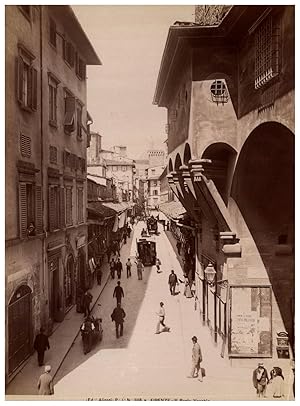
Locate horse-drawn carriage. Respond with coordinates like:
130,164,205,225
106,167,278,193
136,237,157,266
81,315,103,354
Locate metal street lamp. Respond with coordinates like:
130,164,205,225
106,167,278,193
204,262,216,285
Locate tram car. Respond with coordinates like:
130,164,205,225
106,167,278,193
146,215,158,234
136,237,157,266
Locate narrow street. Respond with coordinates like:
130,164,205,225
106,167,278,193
53,221,256,400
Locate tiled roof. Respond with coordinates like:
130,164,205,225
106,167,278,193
159,200,186,220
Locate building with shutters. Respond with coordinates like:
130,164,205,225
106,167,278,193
5,5,101,380
146,165,165,209
154,5,294,368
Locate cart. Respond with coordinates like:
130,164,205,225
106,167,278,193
147,216,158,234
136,238,157,266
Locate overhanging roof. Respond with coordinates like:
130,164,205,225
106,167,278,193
159,200,186,220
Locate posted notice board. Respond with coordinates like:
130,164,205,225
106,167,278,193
229,286,272,357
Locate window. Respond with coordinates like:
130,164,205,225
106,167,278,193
153,190,158,196
151,169,155,175
153,180,157,187
254,15,280,89
210,80,229,105
48,74,59,125
49,146,57,164
113,166,118,172
16,46,37,111
63,39,75,67
65,187,73,226
49,18,56,48
76,53,86,80
19,134,31,158
64,91,75,133
122,166,126,172
76,102,82,139
77,187,84,224
48,185,65,231
19,182,42,238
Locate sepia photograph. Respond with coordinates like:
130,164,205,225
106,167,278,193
5,3,295,401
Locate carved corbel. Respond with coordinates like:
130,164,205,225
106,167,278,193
179,164,197,200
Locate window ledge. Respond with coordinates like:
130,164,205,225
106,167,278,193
64,129,74,136
76,74,85,82
77,135,83,142
49,120,58,129
18,103,33,113
64,59,74,70
49,42,57,52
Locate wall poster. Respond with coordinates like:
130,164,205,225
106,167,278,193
229,286,272,357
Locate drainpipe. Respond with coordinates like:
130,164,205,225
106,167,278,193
39,6,46,328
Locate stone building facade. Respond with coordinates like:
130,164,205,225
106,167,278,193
154,5,294,368
5,5,100,379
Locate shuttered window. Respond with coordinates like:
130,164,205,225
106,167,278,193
49,18,56,48
77,187,84,224
60,187,65,229
64,95,76,133
49,146,58,164
65,187,73,226
76,103,82,139
76,53,86,80
16,51,37,111
19,134,31,158
63,39,75,67
19,182,42,238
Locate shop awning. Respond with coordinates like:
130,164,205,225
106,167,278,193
88,202,116,219
159,200,186,220
102,202,130,213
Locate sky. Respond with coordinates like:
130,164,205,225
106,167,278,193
72,5,195,159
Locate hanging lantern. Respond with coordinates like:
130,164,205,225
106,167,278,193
204,262,216,284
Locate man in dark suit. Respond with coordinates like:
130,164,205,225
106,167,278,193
111,303,126,338
34,327,50,366
252,362,269,398
113,281,124,305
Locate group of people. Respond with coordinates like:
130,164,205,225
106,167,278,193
253,362,285,399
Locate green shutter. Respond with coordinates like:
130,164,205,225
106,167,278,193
19,182,27,238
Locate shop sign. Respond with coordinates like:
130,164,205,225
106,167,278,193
229,286,272,357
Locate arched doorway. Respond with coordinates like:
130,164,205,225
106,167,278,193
8,285,32,374
231,122,294,351
168,158,173,173
174,153,182,171
64,255,75,309
183,143,192,165
202,142,237,205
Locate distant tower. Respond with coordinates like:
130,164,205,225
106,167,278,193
87,132,102,163
148,150,165,167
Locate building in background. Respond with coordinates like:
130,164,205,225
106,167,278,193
5,5,101,379
147,165,165,209
154,5,294,368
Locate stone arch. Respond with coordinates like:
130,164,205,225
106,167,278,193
168,158,173,173
231,121,294,348
201,142,237,204
183,143,192,165
174,153,182,171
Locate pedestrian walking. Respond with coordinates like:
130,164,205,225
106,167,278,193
126,258,132,278
116,258,123,279
155,302,170,334
136,258,144,280
83,290,93,317
168,270,178,295
96,263,103,285
184,278,193,298
33,327,50,366
111,303,126,338
127,224,131,238
268,367,285,398
113,281,124,305
37,365,54,395
187,336,203,381
110,258,116,279
123,232,127,245
156,257,162,273
252,362,269,398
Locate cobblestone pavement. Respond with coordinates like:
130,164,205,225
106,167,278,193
6,220,294,400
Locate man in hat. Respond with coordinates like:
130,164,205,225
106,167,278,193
111,303,126,338
187,336,203,381
33,327,50,366
37,365,54,395
168,270,178,296
252,362,269,398
113,281,125,305
155,302,170,334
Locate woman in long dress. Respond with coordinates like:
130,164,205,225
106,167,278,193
184,279,193,298
268,367,285,398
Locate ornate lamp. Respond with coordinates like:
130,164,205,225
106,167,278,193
204,262,216,285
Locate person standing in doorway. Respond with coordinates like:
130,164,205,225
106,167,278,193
111,303,126,338
187,336,203,381
168,270,178,295
37,365,54,395
116,258,123,279
155,302,170,334
126,258,132,278
34,327,50,366
252,362,269,398
113,281,124,305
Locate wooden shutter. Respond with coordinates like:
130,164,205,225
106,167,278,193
31,67,37,111
59,187,65,229
35,185,43,234
19,182,27,238
48,185,56,231
16,56,24,103
64,96,75,131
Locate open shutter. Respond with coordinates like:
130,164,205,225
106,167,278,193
48,186,56,231
31,67,37,111
19,182,28,238
59,187,65,229
16,56,24,103
64,96,75,131
35,185,43,234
